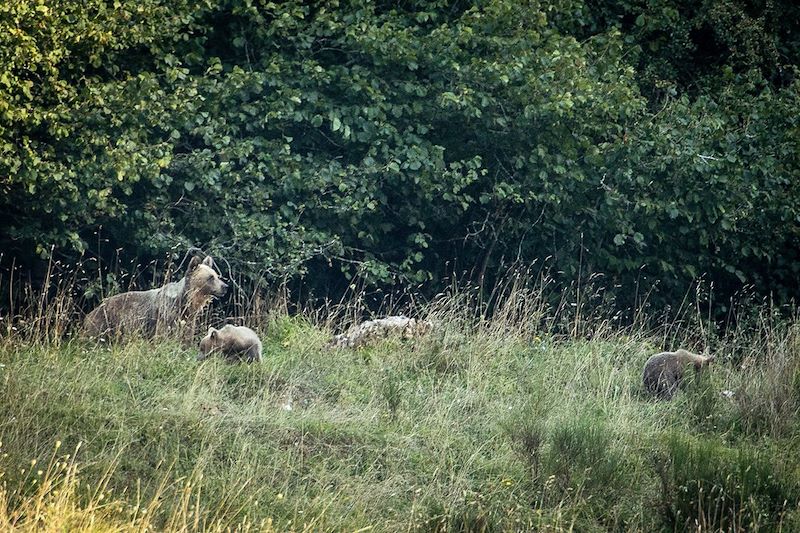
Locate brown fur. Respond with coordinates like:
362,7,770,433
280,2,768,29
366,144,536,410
83,255,228,339
642,349,714,400
197,325,262,363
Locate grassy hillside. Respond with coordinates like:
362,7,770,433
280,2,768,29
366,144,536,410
0,309,799,531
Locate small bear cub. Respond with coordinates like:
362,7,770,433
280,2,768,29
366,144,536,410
198,325,262,363
642,348,714,400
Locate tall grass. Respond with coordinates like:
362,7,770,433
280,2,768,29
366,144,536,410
0,258,798,531
0,440,312,532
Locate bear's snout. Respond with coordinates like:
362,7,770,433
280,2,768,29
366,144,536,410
217,281,229,296
210,280,228,297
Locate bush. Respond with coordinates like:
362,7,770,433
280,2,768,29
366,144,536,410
2,1,799,312
541,416,627,505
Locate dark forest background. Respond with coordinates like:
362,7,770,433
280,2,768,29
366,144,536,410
2,0,799,314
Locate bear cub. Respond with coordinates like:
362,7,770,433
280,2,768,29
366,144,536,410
198,325,262,363
642,349,714,400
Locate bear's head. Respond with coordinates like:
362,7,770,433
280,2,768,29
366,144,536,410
198,326,223,359
186,255,228,299
676,349,714,371
694,354,715,371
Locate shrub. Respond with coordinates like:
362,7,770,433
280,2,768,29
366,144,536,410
542,416,626,497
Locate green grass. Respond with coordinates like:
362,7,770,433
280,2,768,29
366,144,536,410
0,315,798,531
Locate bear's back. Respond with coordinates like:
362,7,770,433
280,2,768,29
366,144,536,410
642,351,685,399
218,325,262,362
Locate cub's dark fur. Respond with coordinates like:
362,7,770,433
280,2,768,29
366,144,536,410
642,349,714,400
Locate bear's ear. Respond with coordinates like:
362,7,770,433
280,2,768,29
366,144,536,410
202,256,215,268
187,255,202,274
207,326,215,335
210,328,218,339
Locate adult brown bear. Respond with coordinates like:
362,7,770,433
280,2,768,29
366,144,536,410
84,254,228,339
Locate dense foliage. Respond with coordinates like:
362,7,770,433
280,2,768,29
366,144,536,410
2,0,799,307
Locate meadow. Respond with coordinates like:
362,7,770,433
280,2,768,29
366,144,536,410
0,280,798,532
